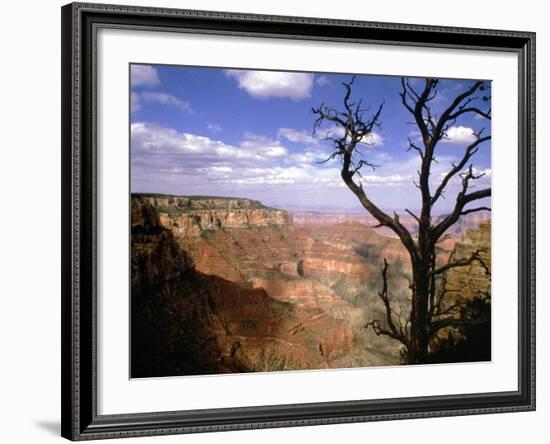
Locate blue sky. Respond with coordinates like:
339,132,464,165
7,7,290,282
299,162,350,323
130,64,491,213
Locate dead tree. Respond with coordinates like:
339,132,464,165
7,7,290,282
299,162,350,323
312,76,491,364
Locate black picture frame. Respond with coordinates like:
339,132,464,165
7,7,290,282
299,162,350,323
61,2,536,440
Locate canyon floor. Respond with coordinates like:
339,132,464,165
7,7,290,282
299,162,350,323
131,194,491,378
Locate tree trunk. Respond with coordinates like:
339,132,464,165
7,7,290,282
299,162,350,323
312,77,491,365
408,263,431,364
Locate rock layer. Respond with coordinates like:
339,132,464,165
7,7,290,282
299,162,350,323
139,194,290,238
441,219,491,303
131,193,491,374
131,196,354,377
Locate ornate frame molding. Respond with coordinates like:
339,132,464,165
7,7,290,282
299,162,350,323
61,2,535,440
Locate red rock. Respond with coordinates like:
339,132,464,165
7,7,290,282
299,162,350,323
132,194,490,374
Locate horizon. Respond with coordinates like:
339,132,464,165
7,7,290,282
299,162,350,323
132,192,491,216
130,64,491,213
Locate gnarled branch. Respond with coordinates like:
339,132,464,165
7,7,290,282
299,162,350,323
312,77,419,260
431,135,491,205
365,259,409,347
432,249,489,276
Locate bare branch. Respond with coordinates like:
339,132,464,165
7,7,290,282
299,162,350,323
407,137,424,159
313,75,492,365
400,78,438,147
431,317,487,334
432,249,489,276
404,208,420,223
431,135,491,205
461,206,491,216
434,81,485,140
436,233,452,244
434,302,461,317
432,186,491,241
431,275,476,322
313,77,418,259
365,259,409,347
316,150,342,165
449,107,491,121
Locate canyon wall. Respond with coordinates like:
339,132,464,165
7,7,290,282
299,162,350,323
132,193,491,374
430,220,492,362
441,220,492,303
139,194,290,238
131,196,354,377
133,194,420,368
292,210,490,238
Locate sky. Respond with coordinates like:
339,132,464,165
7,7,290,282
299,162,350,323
130,64,491,213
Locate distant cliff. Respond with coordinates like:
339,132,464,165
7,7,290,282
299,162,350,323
135,194,290,238
131,194,491,371
131,197,353,377
292,210,490,238
441,219,491,302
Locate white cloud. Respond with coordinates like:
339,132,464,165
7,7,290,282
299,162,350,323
131,123,343,190
478,168,492,177
131,123,489,203
436,167,490,181
314,125,383,147
444,125,477,144
131,65,160,87
131,92,141,113
322,125,346,139
198,165,234,177
290,151,328,164
221,165,342,187
316,75,332,87
207,123,222,133
210,166,232,173
132,123,224,156
239,133,288,158
225,70,314,100
131,123,287,167
230,167,306,185
278,128,318,145
140,92,192,113
360,174,413,186
365,132,384,146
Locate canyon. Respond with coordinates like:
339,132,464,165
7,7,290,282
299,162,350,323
291,209,490,238
131,194,491,377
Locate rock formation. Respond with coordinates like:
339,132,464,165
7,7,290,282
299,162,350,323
440,219,491,304
139,194,290,238
131,193,491,375
292,210,490,238
429,220,492,363
131,196,353,377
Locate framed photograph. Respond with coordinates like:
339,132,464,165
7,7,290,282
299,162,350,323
61,2,535,440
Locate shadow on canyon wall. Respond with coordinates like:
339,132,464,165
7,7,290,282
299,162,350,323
131,194,491,377
131,198,353,377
